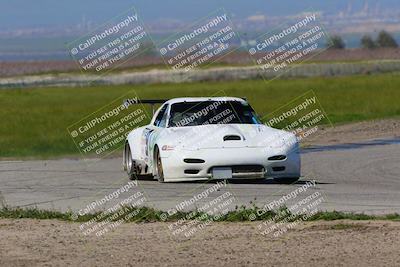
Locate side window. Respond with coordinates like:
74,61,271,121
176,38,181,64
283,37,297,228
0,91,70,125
153,105,168,127
159,106,169,128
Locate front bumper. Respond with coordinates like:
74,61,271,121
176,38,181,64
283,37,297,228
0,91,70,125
161,147,300,182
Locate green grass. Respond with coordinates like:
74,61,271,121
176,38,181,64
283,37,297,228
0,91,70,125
1,72,400,158
0,206,399,223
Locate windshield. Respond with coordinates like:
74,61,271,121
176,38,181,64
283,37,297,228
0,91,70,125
168,100,262,127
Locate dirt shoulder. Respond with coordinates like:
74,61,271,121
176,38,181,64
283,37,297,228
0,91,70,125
303,118,400,147
0,219,399,266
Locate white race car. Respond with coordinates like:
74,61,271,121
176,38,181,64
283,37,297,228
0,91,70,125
123,97,300,183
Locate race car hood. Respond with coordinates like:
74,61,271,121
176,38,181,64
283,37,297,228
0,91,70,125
160,124,297,151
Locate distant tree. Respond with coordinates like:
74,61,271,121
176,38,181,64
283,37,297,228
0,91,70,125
376,31,398,48
329,35,346,49
361,35,376,49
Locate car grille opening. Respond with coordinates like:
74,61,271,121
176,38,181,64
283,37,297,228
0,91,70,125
223,135,241,141
268,155,287,161
183,158,205,163
208,165,264,173
272,166,286,172
184,169,200,174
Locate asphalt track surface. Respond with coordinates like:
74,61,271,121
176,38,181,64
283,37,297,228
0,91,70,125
1,139,399,215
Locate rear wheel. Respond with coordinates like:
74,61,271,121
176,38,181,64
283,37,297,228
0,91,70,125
273,177,300,184
154,147,164,183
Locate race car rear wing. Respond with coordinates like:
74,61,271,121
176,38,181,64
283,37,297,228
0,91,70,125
123,98,168,115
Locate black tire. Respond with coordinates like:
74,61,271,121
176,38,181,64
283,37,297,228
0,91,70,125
125,145,137,181
154,147,165,183
273,177,300,184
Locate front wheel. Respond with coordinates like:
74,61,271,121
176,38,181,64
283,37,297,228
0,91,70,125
273,177,300,184
154,147,165,183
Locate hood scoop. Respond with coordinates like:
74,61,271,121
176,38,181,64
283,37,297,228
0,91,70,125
223,135,241,141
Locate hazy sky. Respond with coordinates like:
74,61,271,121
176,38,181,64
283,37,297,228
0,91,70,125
1,0,398,30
